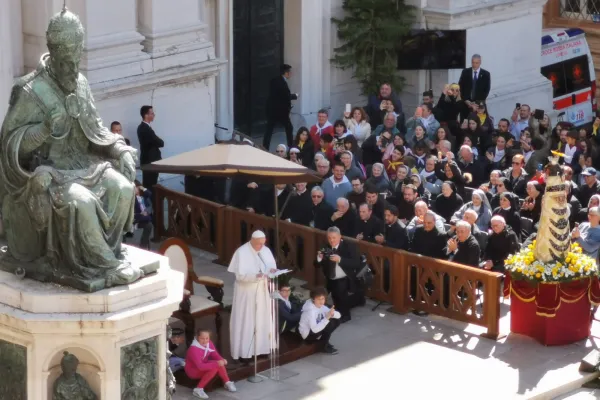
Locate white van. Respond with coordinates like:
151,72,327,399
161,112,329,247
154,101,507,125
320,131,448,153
541,28,597,127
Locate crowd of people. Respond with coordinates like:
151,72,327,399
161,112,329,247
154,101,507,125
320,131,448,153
223,55,600,317
163,57,600,398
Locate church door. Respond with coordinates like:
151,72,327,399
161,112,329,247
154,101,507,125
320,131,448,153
233,0,284,137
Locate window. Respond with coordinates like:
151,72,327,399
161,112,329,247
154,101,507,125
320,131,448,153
561,0,600,20
542,63,567,97
564,55,591,93
541,55,591,98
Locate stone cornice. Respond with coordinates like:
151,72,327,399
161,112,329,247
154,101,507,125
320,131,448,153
90,58,227,100
423,0,548,29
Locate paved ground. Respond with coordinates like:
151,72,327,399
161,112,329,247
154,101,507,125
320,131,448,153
162,244,600,400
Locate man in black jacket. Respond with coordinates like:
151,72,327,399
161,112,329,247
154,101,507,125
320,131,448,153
446,220,481,267
317,227,361,322
331,198,359,237
137,105,164,189
376,205,408,250
263,64,298,150
356,203,383,243
284,183,312,225
458,54,491,120
310,186,334,231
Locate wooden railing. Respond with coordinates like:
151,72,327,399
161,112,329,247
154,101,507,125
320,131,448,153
154,185,503,339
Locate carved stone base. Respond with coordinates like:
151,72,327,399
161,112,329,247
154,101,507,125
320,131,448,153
0,247,184,400
0,245,160,293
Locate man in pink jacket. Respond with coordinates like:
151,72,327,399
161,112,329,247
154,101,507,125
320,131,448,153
184,330,237,399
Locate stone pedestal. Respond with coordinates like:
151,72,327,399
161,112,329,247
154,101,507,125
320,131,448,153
0,245,184,400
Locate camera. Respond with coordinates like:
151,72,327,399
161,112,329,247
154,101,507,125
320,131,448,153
320,248,335,259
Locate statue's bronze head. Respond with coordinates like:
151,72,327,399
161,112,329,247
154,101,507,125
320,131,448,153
60,351,79,377
46,7,84,92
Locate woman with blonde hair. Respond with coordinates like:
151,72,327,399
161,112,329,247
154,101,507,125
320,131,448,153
343,106,372,146
434,83,463,138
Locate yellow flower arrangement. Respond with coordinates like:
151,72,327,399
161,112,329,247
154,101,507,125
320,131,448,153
505,242,599,283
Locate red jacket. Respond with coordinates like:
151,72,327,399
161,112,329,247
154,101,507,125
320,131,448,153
310,123,334,151
184,340,224,376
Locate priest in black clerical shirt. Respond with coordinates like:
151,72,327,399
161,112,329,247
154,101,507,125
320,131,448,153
331,198,359,237
356,203,383,243
284,182,313,225
310,186,334,231
445,220,481,267
409,211,447,258
365,185,386,220
375,205,408,250
396,184,419,221
346,177,366,211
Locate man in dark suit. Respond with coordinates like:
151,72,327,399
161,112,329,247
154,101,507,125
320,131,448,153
445,220,481,267
317,227,361,322
264,64,298,151
137,105,164,189
458,54,491,120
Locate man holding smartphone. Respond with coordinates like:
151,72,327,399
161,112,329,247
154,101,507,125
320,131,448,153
510,103,532,141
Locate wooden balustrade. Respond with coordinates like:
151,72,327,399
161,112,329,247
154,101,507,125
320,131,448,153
153,186,226,258
154,186,503,340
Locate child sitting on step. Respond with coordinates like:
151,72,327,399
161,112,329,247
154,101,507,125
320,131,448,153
184,329,237,399
298,287,341,355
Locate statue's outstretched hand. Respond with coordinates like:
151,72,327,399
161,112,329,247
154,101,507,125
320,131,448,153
120,151,136,182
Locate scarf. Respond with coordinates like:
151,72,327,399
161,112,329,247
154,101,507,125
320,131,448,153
493,147,505,163
387,160,404,172
191,339,215,359
478,113,486,125
564,143,577,164
420,169,437,182
415,154,426,169
298,140,305,149
315,121,333,135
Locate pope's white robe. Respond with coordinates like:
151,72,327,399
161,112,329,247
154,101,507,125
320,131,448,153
228,242,276,360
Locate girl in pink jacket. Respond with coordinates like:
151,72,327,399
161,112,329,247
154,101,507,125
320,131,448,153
184,330,237,399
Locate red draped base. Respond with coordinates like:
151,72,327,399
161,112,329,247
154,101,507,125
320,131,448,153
504,276,600,346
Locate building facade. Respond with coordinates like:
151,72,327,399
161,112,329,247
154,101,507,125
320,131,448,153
0,0,552,186
0,0,233,177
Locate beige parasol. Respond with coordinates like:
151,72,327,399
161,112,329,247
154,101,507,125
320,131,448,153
142,142,321,184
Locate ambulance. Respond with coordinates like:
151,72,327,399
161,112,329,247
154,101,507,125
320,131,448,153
541,28,597,127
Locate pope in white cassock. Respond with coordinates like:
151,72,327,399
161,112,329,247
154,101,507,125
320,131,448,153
228,230,277,360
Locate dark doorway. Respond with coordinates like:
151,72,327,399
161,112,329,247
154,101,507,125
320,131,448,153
233,0,284,137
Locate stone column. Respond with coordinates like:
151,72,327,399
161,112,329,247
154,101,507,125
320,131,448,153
137,0,216,71
21,0,152,84
284,0,329,126
0,0,15,120
66,0,152,84
215,0,234,140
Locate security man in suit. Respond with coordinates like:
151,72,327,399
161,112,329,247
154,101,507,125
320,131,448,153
263,64,298,151
458,54,491,121
137,105,164,189
316,227,361,323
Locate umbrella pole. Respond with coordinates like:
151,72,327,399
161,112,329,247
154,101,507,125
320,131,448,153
273,185,280,263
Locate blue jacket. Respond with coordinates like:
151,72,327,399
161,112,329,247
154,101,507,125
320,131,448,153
321,176,352,209
134,189,153,224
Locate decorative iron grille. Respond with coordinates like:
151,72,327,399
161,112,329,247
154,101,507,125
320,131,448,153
561,0,600,20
